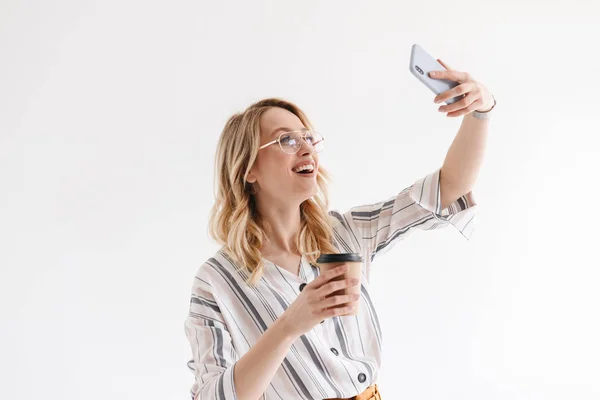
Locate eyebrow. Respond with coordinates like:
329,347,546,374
269,126,306,138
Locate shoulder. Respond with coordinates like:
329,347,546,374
193,248,242,287
327,209,348,232
326,209,363,253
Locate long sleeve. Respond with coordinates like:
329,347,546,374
184,273,238,400
342,167,477,261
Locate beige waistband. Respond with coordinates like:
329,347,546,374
324,383,381,400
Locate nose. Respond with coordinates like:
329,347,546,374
298,136,315,155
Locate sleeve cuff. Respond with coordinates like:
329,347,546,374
408,168,477,240
220,362,238,400
191,363,238,400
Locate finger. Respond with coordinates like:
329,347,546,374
310,264,348,289
438,92,477,114
325,304,355,318
317,277,358,298
437,58,453,70
321,293,360,309
429,69,471,83
440,93,482,117
446,96,486,118
318,278,356,298
434,82,474,104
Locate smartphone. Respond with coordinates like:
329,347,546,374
409,44,461,104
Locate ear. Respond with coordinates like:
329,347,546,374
246,169,257,184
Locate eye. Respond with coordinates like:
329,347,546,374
304,132,315,144
280,134,298,146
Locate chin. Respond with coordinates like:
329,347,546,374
294,186,316,202
304,187,319,201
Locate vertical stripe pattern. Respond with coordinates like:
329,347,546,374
184,168,476,399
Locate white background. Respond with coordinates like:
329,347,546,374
1,1,599,399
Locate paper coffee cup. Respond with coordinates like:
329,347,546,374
316,253,363,316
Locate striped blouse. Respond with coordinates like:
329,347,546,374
184,167,476,400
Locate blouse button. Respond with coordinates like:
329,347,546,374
330,347,339,356
358,373,366,383
299,283,307,292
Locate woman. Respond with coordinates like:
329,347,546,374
184,62,495,400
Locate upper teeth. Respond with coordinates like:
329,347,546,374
293,164,314,173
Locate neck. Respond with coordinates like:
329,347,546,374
255,197,303,257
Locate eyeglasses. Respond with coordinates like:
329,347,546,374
258,129,325,154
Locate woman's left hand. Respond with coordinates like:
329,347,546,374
429,59,495,118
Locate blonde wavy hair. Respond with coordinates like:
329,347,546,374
208,98,339,285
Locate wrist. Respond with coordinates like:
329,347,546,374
475,95,496,113
274,313,300,342
475,104,493,113
472,95,496,120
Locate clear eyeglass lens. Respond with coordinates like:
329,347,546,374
279,131,324,154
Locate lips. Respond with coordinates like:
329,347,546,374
291,160,315,172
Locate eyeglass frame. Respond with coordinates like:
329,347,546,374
258,129,325,154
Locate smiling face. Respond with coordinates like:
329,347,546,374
246,107,320,207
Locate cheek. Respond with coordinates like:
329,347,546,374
258,153,292,180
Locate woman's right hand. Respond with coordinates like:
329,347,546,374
279,264,360,339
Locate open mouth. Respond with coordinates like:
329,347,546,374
292,164,316,176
